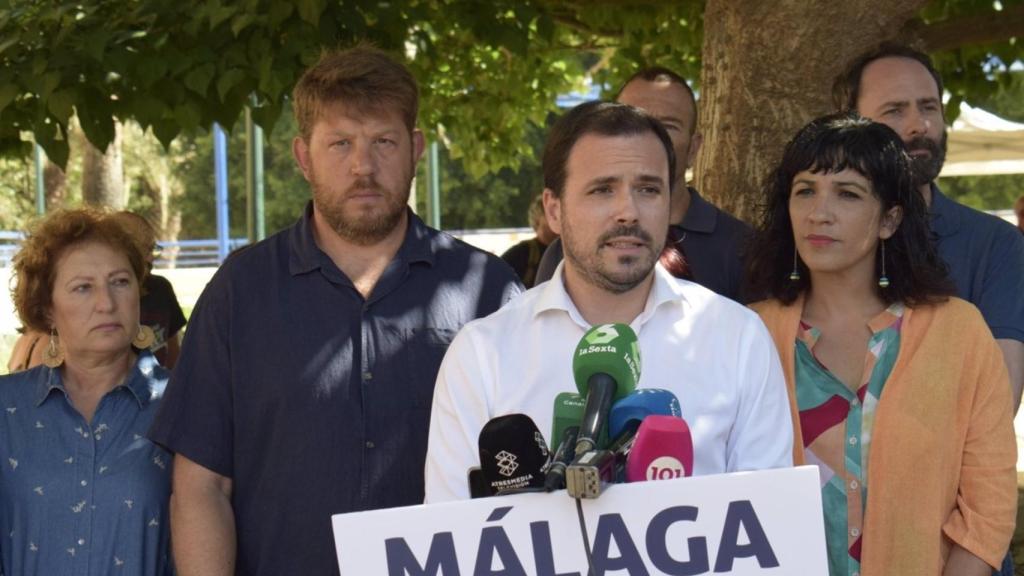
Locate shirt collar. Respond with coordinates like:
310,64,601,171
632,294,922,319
289,201,435,276
677,187,717,234
928,183,959,238
533,261,689,330
33,352,164,409
798,303,905,351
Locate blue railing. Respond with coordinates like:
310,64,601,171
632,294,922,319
0,233,249,269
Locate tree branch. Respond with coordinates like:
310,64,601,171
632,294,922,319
906,3,1024,52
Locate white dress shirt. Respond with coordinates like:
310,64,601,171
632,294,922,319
424,263,793,503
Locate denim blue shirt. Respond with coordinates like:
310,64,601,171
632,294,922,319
0,353,172,576
148,203,522,576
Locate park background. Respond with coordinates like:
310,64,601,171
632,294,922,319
0,0,1023,569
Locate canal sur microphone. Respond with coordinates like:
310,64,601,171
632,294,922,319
607,388,682,443
572,323,641,456
624,415,694,483
478,414,550,495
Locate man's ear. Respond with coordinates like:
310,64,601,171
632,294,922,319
412,129,426,164
292,136,313,182
543,188,562,236
879,205,904,240
686,132,703,172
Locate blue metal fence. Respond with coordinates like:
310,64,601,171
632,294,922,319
0,233,249,269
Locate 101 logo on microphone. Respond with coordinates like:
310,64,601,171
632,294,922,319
646,456,686,480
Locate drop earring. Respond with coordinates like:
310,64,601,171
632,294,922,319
42,327,64,368
878,241,890,288
789,248,801,281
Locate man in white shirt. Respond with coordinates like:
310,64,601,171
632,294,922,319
424,102,793,503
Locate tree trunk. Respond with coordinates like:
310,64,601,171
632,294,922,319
696,0,929,222
81,121,125,209
43,160,66,209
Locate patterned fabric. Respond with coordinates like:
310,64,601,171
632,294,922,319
795,304,903,576
0,353,173,576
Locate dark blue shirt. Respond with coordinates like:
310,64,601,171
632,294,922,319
535,187,752,301
931,185,1024,342
148,204,521,576
1,354,172,576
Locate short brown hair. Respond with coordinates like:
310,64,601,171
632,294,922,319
832,42,944,112
292,45,419,141
11,208,148,332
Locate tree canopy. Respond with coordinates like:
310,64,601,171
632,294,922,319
0,0,1020,231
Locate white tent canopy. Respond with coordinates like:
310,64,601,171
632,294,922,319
941,102,1024,177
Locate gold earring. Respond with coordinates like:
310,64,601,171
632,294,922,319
42,328,64,368
133,325,156,349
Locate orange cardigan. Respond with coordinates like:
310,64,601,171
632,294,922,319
752,296,1016,573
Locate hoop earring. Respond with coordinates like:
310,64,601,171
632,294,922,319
133,325,156,350
788,248,801,281
878,241,890,288
42,328,64,368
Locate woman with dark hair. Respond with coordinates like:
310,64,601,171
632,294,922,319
747,113,1015,575
1,208,173,575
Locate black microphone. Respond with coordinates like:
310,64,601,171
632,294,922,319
467,466,491,498
543,424,579,491
478,414,550,495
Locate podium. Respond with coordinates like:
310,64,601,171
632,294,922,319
332,465,827,575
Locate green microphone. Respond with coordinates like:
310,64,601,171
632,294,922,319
571,323,640,456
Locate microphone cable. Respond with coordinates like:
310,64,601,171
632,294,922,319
574,497,597,576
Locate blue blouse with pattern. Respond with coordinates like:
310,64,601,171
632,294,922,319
0,353,173,576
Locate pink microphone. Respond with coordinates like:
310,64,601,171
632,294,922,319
624,415,694,482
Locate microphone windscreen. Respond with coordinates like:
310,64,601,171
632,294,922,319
572,323,640,402
478,414,550,494
607,388,681,441
624,415,694,483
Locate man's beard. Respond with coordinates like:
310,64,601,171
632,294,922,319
562,221,659,294
906,130,947,188
312,174,411,246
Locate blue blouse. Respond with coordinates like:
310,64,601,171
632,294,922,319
0,353,173,576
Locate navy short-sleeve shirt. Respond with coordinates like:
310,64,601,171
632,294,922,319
931,185,1024,342
148,203,521,576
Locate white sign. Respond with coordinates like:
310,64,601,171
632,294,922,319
333,466,827,575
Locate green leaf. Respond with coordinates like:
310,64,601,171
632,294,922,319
151,117,180,149
216,68,246,100
46,87,75,123
231,13,256,36
173,100,202,132
296,0,325,26
35,123,69,170
268,1,294,27
0,83,19,114
39,72,61,98
184,63,217,95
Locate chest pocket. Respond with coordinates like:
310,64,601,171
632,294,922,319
400,327,457,410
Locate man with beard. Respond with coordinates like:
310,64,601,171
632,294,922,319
836,45,1024,576
534,68,752,302
835,44,1024,416
422,102,792,502
148,47,521,575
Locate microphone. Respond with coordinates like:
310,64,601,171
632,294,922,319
478,414,550,495
467,466,491,498
542,392,585,491
624,415,694,483
607,388,681,443
571,323,641,456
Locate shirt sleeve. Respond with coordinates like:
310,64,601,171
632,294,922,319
423,325,492,503
146,270,236,478
977,227,1024,342
726,315,794,471
941,318,1017,569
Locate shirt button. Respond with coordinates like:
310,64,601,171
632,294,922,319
850,528,860,537
77,538,85,545
362,372,373,381
80,480,87,486
849,479,859,490
366,441,375,449
848,436,858,446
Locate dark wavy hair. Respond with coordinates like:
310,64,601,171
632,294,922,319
745,112,954,306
